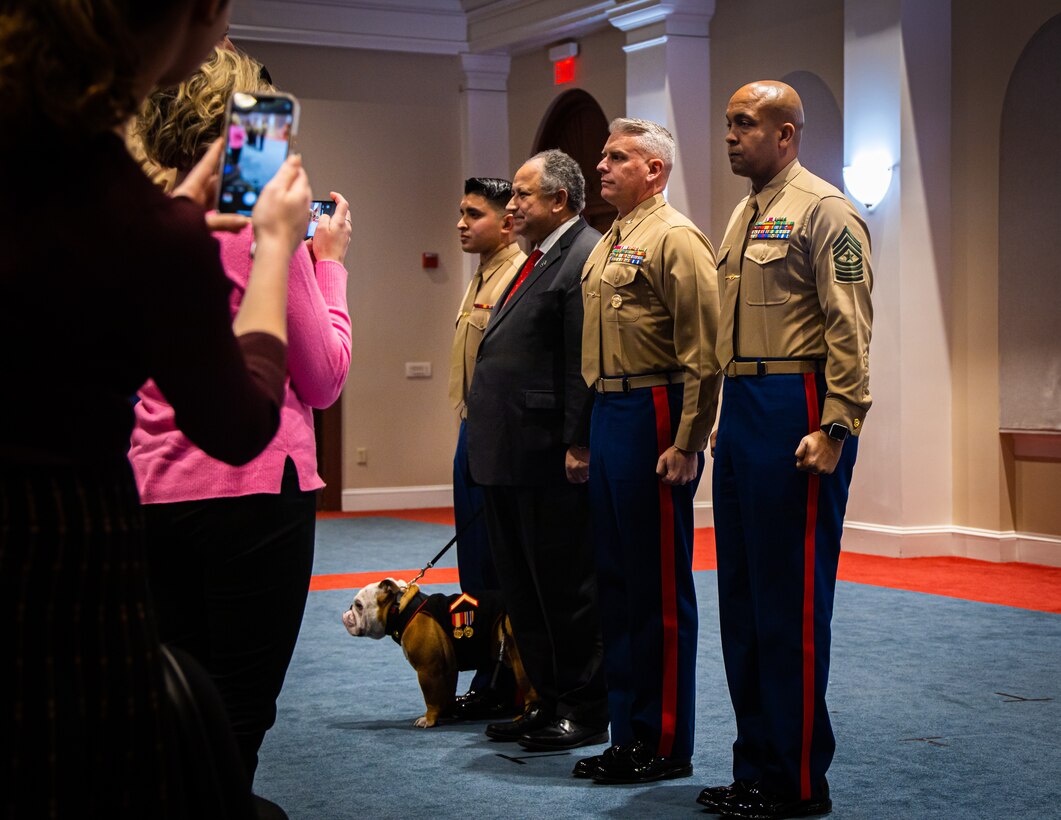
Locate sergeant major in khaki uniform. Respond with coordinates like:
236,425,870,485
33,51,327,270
573,118,721,785
446,177,524,720
698,81,873,820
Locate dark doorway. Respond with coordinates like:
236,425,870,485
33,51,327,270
532,89,616,234
314,404,342,511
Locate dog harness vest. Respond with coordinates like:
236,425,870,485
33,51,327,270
388,591,504,672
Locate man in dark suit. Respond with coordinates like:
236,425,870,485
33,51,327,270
465,149,608,752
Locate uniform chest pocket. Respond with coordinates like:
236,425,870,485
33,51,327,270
742,241,791,306
467,307,491,332
600,263,642,322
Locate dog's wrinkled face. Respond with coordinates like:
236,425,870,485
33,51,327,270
342,578,405,639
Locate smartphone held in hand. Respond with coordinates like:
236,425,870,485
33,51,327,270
305,199,337,240
217,92,300,216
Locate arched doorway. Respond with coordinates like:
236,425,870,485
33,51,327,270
532,89,616,233
782,70,843,191
998,13,1061,433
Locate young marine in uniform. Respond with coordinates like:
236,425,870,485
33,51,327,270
447,177,524,717
701,80,873,820
575,118,721,784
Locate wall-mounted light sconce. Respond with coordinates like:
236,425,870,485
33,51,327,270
842,150,895,211
549,41,579,85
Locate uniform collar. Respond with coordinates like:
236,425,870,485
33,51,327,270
612,193,667,243
750,159,804,213
477,242,522,283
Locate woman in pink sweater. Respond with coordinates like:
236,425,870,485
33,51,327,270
128,47,352,803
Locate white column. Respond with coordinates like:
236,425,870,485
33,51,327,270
459,53,512,180
608,0,715,233
458,53,512,278
842,0,954,552
608,0,715,524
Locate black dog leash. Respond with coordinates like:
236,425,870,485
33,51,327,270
408,505,484,586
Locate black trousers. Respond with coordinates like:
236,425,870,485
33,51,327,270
482,481,607,728
142,457,316,780
2,461,177,818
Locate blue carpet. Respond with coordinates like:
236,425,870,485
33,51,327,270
254,518,1061,819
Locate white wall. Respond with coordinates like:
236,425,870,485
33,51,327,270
241,42,466,497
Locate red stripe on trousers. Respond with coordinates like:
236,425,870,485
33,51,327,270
651,385,678,759
800,373,821,800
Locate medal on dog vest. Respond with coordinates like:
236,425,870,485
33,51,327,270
449,592,479,640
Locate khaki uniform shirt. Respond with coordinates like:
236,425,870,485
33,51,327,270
448,243,524,416
716,160,873,434
581,194,721,452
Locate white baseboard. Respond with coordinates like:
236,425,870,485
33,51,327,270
341,484,452,512
339,488,1061,568
693,500,714,529
842,521,1061,567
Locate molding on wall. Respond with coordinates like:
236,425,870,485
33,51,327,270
842,521,1061,567
230,0,468,54
342,484,453,511
693,500,714,529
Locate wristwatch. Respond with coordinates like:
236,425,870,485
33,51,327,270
822,422,850,442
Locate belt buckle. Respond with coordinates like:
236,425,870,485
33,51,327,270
621,376,631,393
756,361,766,376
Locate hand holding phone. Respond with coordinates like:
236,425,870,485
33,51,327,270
308,192,352,265
252,155,312,255
305,199,336,239
218,92,300,216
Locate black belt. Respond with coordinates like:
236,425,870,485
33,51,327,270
724,359,825,377
594,371,681,393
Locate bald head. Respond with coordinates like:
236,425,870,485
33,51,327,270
725,80,805,190
738,81,804,137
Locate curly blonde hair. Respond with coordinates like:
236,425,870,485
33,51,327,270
133,46,274,175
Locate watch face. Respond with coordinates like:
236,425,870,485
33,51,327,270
825,423,849,441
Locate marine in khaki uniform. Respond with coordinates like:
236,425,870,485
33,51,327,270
573,118,721,786
699,81,873,820
446,177,523,720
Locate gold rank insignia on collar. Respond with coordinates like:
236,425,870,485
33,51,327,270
608,245,647,265
751,217,794,240
832,227,865,283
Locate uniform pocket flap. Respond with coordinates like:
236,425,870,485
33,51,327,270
744,241,787,265
467,308,491,331
602,264,638,288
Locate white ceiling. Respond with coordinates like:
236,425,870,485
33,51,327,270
228,0,645,55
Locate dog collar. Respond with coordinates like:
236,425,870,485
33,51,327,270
387,590,429,644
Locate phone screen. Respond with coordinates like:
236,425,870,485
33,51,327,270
218,92,299,216
306,199,337,240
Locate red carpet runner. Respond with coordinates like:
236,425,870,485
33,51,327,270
312,510,1061,614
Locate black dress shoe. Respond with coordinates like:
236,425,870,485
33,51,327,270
572,743,625,778
484,703,553,741
518,718,609,751
696,780,753,813
572,754,602,778
448,689,518,721
592,740,692,784
718,780,831,819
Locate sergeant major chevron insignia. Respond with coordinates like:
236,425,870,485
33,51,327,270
831,227,865,283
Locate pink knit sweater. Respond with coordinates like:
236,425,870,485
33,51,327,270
129,225,351,502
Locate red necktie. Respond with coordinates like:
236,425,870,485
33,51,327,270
502,249,543,306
